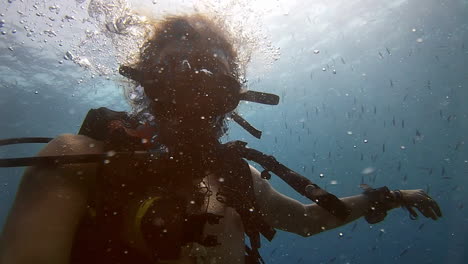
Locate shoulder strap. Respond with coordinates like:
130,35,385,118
217,144,276,264
78,107,133,140
78,107,156,151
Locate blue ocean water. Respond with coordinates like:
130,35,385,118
1,0,467,263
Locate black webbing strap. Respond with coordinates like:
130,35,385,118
245,245,265,264
225,140,351,220
217,144,275,264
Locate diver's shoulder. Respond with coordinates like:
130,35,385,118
248,164,261,177
41,134,104,156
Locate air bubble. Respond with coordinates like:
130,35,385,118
416,38,423,43
319,173,324,178
322,67,326,71
43,30,57,37
313,49,320,54
400,145,406,150
218,177,225,183
363,139,368,143
49,5,60,13
64,50,74,60
339,232,344,238
347,131,353,135
34,90,39,94
64,15,75,21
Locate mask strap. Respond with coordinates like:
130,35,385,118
230,112,262,139
239,90,279,105
119,65,144,84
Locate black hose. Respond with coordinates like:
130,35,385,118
0,137,53,146
0,152,156,168
0,137,350,220
225,141,351,220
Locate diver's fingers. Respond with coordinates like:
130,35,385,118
429,203,440,220
430,199,442,217
405,205,418,220
420,193,442,219
417,198,442,220
424,207,438,220
417,204,434,219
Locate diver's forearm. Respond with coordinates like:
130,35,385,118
297,193,400,237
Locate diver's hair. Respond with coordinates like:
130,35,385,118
128,14,240,138
137,14,240,79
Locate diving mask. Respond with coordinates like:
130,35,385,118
119,58,279,138
119,65,278,116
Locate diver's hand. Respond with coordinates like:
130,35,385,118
398,189,442,220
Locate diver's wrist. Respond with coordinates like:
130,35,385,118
361,186,402,224
390,190,404,209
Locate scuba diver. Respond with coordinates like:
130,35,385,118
0,14,441,264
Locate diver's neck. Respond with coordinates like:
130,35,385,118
162,135,220,155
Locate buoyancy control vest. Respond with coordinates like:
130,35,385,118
70,107,276,264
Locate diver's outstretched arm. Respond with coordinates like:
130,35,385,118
0,134,103,264
249,166,442,237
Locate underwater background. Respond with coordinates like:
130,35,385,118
1,0,467,263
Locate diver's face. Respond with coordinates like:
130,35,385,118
144,40,234,127
154,40,231,76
